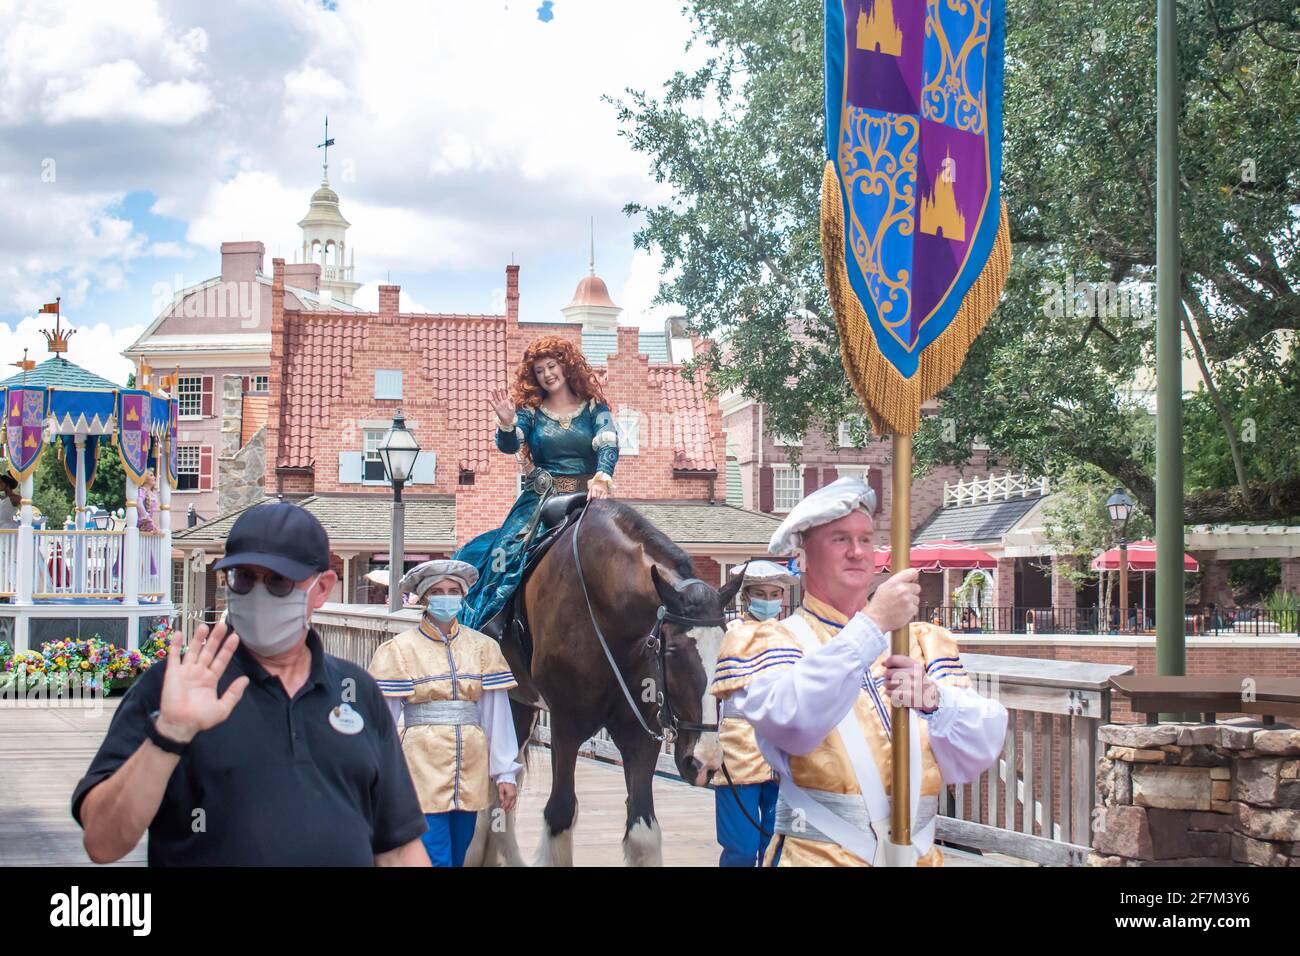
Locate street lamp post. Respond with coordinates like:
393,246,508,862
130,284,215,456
1107,488,1135,634
379,410,421,613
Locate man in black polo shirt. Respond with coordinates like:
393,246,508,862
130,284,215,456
72,502,429,866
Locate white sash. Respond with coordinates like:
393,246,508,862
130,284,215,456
778,614,934,865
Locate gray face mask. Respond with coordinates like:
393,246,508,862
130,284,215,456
226,574,320,657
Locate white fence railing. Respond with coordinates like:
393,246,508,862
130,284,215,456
139,533,166,597
0,530,16,597
944,473,1049,508
31,530,125,599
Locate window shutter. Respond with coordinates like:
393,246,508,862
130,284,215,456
199,446,214,490
338,452,364,485
868,466,884,515
410,451,437,486
200,376,214,417
759,465,774,512
241,376,250,394
803,467,818,496
822,467,838,488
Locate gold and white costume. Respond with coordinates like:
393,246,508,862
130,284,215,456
369,617,520,814
718,612,777,786
711,593,1007,866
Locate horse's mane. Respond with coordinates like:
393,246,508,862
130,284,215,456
601,501,695,579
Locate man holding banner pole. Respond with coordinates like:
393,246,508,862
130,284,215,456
817,0,1014,852
710,478,1007,866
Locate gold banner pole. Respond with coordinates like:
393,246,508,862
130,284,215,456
890,432,912,852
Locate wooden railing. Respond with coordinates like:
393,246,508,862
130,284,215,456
312,605,1131,866
938,654,1132,865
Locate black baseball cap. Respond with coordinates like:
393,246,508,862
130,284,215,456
213,502,331,580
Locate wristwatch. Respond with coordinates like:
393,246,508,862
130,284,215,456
147,711,192,756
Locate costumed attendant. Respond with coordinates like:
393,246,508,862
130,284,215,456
368,560,522,867
714,560,794,867
454,335,619,631
711,478,1007,867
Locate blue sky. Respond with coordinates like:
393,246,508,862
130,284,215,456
0,0,703,383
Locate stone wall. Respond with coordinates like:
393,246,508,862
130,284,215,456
1090,721,1300,867
218,426,266,515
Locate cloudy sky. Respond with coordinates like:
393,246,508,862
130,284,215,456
0,0,705,384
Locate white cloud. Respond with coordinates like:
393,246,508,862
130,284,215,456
0,0,212,125
2,0,707,328
46,59,212,125
618,248,681,329
0,174,149,311
1,314,142,386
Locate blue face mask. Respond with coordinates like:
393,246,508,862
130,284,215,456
426,595,463,622
748,597,782,621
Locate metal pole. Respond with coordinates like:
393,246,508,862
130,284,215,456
389,481,405,613
1156,0,1186,690
890,432,912,853
1119,538,1129,634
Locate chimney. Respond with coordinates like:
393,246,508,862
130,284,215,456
616,326,639,359
283,263,321,294
378,284,401,316
220,241,266,283
506,264,520,325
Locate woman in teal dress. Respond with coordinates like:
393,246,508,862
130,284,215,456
455,335,619,631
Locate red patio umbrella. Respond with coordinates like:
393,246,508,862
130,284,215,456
875,539,998,573
1091,540,1199,573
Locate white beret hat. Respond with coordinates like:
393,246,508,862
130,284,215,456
400,559,479,598
730,559,797,589
768,476,877,556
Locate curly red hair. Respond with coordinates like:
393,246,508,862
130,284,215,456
511,335,607,409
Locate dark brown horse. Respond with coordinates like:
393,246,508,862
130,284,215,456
470,498,743,866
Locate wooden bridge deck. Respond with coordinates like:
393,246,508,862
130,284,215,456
0,700,1014,867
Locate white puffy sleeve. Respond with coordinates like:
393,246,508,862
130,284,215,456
921,681,1008,784
480,688,522,785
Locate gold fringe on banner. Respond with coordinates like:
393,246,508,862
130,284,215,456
821,160,1011,437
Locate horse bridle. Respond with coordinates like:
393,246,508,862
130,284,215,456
570,503,727,744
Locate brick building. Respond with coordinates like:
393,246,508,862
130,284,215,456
171,258,783,612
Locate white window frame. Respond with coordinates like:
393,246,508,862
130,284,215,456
772,465,803,513
252,374,269,393
176,444,201,492
362,428,389,484
837,465,868,483
177,376,203,420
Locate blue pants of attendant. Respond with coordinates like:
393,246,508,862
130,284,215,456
421,810,478,867
715,780,778,867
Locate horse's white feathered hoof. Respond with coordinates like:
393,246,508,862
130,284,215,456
533,803,578,867
622,819,663,867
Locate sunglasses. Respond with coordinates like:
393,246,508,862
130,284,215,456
224,566,300,598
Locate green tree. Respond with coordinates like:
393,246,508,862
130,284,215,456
613,0,1300,521
31,440,126,527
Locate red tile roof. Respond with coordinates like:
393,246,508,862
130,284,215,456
410,316,509,471
279,316,369,467
649,366,718,472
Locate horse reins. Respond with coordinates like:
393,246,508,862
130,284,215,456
569,503,726,743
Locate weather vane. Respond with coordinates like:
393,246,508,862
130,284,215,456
38,297,74,355
317,116,335,181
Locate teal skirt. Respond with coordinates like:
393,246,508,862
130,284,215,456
454,488,547,631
